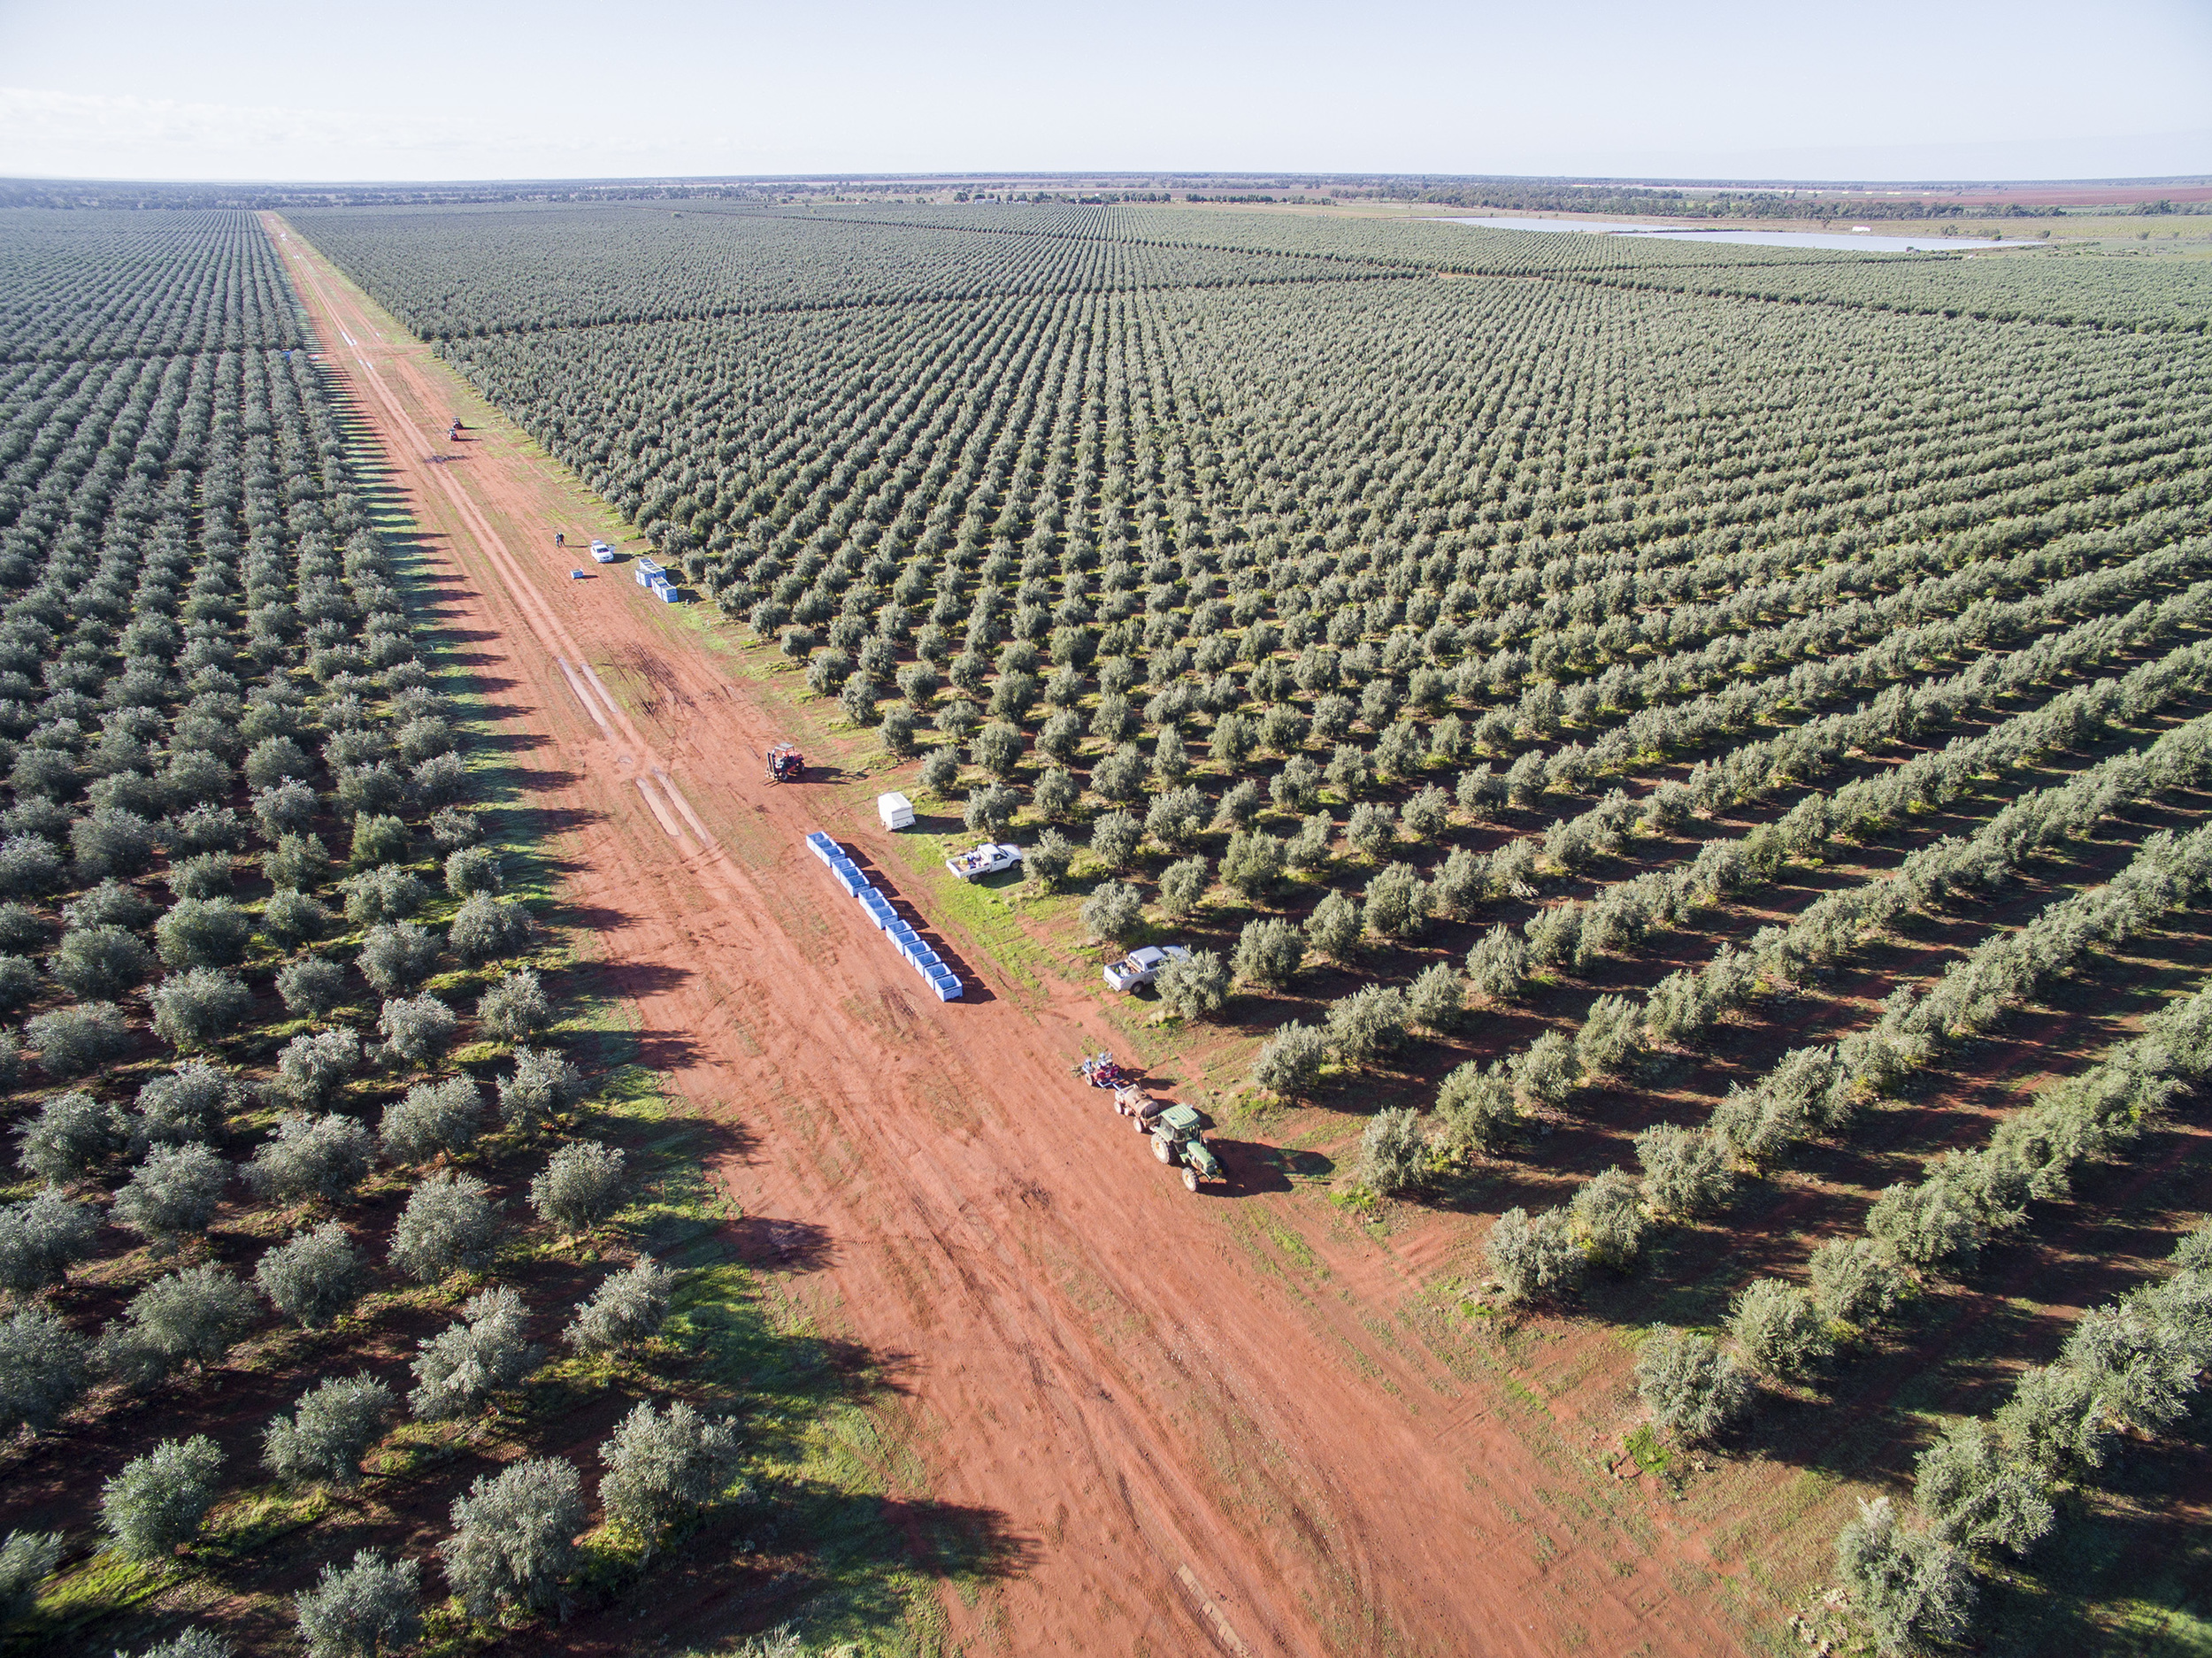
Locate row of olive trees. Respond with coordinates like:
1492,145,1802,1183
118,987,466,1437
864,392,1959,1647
373,191,2198,613
1451,705,2212,1243
1826,1217,2212,1656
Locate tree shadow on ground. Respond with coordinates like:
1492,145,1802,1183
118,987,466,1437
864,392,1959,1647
726,1215,839,1274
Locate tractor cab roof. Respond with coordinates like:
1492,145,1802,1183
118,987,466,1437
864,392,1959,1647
1155,1102,1204,1132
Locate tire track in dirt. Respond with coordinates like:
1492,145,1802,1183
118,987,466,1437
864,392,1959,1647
267,213,1755,1658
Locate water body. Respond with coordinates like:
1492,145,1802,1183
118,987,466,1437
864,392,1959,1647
1440,216,2043,253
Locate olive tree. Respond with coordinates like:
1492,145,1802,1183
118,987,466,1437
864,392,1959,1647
1634,1123,1739,1218
564,1255,676,1354
1079,880,1143,945
1302,888,1361,961
388,1172,500,1283
1465,923,1529,1002
13,1090,125,1181
378,1075,483,1164
1569,1168,1646,1270
1995,1363,2108,1473
598,1400,745,1555
72,808,158,881
358,923,439,997
274,954,348,1016
124,1629,235,1658
340,867,429,926
97,1264,258,1389
246,1113,373,1206
378,994,457,1070
111,1143,228,1253
1433,1062,1518,1157
1087,810,1141,871
1809,1236,1910,1329
1324,984,1407,1068
1913,1420,2055,1557
258,828,326,887
1232,917,1302,989
1834,1496,1976,1656
1249,1021,1330,1099
1729,1278,1835,1378
0,1186,98,1293
256,1223,365,1329
529,1142,626,1237
0,1529,62,1624
132,1063,232,1150
1218,829,1285,902
1405,961,1465,1032
149,967,254,1051
101,1434,226,1560
447,894,533,964
24,1002,132,1078
1634,1325,1754,1443
476,969,551,1044
409,1286,537,1420
439,1456,585,1621
1509,1031,1581,1113
0,1305,88,1433
294,1549,423,1658
273,1029,363,1110
154,898,253,971
52,924,156,999
1156,949,1230,1021
264,1373,398,1490
1356,1108,1429,1195
1363,862,1427,939
444,845,503,897
1156,854,1210,918
497,1047,586,1136
1486,1206,1584,1304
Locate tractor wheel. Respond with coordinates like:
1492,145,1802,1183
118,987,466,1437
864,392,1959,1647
1152,1136,1171,1163
1133,1113,1149,1132
1182,1168,1199,1193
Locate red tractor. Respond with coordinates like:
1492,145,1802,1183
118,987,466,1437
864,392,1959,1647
764,741,803,784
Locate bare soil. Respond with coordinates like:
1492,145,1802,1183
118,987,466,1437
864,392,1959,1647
268,218,1763,1656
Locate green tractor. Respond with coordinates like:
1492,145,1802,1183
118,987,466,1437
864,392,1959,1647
1142,1101,1227,1194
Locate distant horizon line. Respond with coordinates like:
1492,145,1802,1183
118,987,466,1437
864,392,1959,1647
7,169,2211,193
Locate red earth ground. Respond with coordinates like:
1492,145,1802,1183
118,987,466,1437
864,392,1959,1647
265,214,1765,1658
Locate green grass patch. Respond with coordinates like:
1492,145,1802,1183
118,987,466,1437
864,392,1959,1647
1624,1424,1671,1475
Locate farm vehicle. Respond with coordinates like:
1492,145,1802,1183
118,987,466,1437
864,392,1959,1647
946,842,1023,880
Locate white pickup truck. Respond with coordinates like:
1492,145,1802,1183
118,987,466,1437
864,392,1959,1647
1103,944,1192,993
944,842,1024,880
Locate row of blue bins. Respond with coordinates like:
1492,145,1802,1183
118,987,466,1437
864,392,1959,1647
804,831,963,1002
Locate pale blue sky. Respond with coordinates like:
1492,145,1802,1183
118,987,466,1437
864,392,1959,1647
1,0,2207,183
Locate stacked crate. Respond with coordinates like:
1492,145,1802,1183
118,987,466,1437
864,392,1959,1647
803,832,963,1001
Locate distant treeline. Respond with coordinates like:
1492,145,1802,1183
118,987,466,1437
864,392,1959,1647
1385,182,2208,220
0,180,784,211
2,175,2201,217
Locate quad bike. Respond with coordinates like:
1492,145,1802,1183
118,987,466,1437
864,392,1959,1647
1079,1051,1131,1090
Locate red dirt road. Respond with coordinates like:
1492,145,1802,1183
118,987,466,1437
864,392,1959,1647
267,214,1755,1658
